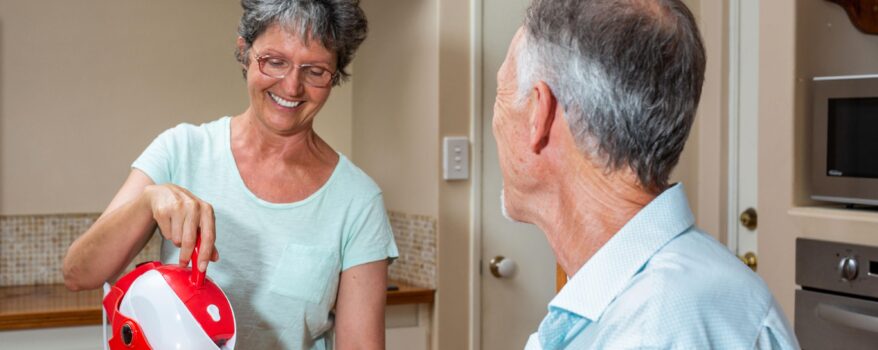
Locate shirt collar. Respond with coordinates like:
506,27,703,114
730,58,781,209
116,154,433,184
547,183,695,321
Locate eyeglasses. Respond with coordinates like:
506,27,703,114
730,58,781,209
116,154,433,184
252,52,336,88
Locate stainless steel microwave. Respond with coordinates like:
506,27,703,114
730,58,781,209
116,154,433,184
810,75,878,206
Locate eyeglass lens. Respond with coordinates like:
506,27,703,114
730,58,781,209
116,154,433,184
257,55,333,87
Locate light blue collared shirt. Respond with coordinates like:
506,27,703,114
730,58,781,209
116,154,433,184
525,184,799,349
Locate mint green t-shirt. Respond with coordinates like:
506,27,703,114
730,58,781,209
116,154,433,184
132,116,398,349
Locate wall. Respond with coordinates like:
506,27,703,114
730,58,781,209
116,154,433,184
352,0,472,348
352,0,439,218
668,0,720,240
758,7,797,319
436,0,472,349
692,0,728,241
759,0,878,320
669,0,703,225
0,0,353,215
667,0,728,242
317,78,353,160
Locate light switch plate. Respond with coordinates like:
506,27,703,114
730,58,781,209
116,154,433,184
443,136,469,180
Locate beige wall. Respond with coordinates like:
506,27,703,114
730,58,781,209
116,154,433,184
661,0,729,242
317,79,353,160
435,1,472,349
758,0,799,322
0,1,353,215
759,0,878,321
353,0,439,218
681,0,701,17
669,0,702,221
692,0,728,241
352,0,472,348
668,0,727,241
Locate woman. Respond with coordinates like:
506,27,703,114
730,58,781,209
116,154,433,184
62,1,397,349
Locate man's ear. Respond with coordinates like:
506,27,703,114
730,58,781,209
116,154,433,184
529,81,558,154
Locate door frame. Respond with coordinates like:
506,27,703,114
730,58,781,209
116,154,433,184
726,0,742,252
468,0,484,349
726,0,759,255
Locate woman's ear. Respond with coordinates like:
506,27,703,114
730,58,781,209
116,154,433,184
529,81,558,155
236,36,249,68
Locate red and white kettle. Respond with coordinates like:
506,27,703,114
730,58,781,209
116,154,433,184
103,234,236,349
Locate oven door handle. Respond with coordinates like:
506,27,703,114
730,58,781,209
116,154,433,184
816,303,878,333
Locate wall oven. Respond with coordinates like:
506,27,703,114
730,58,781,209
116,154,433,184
796,238,878,349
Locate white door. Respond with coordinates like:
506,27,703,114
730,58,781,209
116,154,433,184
478,0,557,349
728,0,759,266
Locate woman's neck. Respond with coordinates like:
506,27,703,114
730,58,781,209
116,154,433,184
231,111,336,167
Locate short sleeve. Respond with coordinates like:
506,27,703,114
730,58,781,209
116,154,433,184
341,193,399,271
132,127,177,185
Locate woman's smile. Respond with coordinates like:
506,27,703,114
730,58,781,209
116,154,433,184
267,91,303,109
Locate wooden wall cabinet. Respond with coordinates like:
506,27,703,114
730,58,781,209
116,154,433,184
828,0,878,34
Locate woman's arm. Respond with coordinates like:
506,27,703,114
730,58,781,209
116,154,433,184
334,259,389,350
62,169,219,290
62,170,158,290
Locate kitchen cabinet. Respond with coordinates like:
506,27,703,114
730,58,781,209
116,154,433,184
0,308,431,350
0,325,101,350
386,304,431,350
0,281,434,349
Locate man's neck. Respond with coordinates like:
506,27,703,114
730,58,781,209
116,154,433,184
533,163,656,278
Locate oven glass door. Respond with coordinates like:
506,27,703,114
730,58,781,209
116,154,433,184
796,289,878,349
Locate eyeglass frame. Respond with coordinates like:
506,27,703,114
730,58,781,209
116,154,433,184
250,50,338,88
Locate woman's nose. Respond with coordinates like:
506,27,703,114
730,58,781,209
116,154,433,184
279,68,305,95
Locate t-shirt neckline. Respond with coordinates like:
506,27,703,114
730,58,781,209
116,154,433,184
221,116,343,209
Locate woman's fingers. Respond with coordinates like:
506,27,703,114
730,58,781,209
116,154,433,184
148,185,176,245
153,210,173,248
169,193,187,248
196,203,216,272
146,184,218,271
154,185,186,247
178,200,199,267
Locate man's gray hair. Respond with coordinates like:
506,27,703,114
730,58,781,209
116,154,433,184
235,0,367,86
517,0,706,191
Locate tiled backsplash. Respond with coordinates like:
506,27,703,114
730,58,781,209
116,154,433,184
1,211,438,289
387,211,437,289
0,213,160,287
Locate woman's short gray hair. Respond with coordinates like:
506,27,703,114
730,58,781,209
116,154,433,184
235,0,367,86
517,0,705,191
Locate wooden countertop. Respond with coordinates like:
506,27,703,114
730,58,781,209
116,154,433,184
0,284,101,330
0,281,434,331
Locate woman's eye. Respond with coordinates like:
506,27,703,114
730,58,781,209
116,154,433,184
306,67,326,77
267,58,289,68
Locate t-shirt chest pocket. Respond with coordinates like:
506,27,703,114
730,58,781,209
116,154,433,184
268,243,340,304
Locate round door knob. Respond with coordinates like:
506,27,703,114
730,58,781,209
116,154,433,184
739,252,757,271
739,208,758,231
839,256,859,281
489,256,516,278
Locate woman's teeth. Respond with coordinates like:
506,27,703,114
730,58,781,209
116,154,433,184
269,92,302,108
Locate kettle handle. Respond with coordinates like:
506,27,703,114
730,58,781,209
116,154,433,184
190,229,206,288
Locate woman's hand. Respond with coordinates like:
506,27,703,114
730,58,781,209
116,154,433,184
144,184,219,272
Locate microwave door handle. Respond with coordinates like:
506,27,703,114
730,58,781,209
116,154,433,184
816,303,878,333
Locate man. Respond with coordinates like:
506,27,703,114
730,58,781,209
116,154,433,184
492,0,800,349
